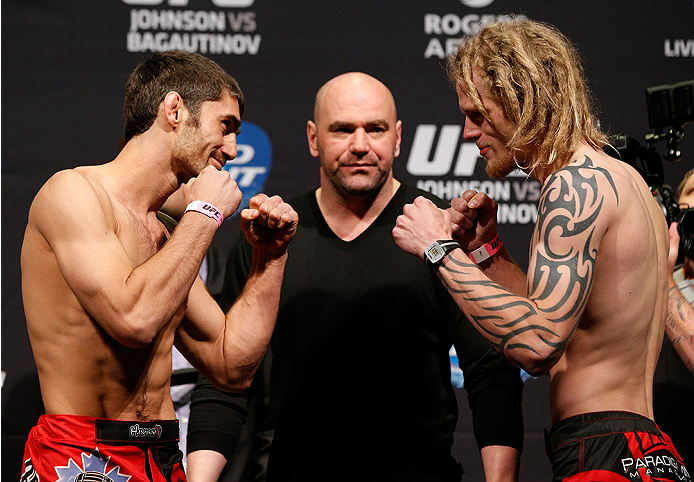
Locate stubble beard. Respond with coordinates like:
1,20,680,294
484,152,517,180
317,141,396,198
323,159,392,199
172,124,207,181
331,170,387,199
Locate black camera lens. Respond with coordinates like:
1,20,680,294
676,208,694,262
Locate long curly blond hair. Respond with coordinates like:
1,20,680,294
447,18,607,173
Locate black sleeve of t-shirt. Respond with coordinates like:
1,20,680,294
187,374,250,459
444,285,525,452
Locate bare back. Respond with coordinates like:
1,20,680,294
541,148,669,423
21,167,181,421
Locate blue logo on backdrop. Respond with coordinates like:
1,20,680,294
223,121,272,213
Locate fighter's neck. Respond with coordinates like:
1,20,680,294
91,145,180,216
528,144,598,186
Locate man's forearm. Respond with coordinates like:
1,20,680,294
186,450,228,482
220,251,288,387
480,445,520,482
91,212,218,348
476,246,527,296
667,283,694,375
437,250,566,376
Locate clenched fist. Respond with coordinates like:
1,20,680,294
241,194,299,257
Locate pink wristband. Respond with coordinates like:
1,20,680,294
185,201,224,227
467,234,502,263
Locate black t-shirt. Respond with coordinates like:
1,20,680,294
194,183,524,481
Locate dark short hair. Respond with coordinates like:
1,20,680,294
122,51,245,143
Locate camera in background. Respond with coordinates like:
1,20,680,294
607,79,694,261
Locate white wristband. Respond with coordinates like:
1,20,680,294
184,201,224,227
467,234,502,263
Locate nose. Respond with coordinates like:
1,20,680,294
350,128,369,157
462,118,481,142
221,133,238,161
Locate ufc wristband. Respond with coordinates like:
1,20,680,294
185,201,224,227
467,234,502,263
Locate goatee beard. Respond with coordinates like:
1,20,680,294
485,162,514,179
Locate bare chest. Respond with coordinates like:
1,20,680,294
115,210,168,266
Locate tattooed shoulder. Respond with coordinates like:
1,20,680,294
541,155,619,208
528,155,619,324
536,155,619,247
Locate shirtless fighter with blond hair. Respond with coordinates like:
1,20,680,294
393,19,690,481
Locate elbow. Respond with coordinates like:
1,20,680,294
509,346,562,377
522,362,552,378
92,292,164,348
221,365,256,391
115,328,158,349
110,312,162,348
195,345,264,392
203,362,257,392
225,376,254,392
209,372,254,392
125,334,158,349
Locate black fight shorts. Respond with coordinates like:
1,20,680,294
545,411,690,482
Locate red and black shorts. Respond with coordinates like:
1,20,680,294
20,414,186,482
546,411,690,482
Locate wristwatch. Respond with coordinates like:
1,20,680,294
424,240,460,269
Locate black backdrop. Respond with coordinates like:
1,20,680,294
3,1,693,480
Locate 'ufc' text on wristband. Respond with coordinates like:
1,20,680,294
184,200,224,227
467,234,502,264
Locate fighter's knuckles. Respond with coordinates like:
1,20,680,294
450,197,466,210
462,190,479,201
271,206,290,224
249,193,270,209
413,196,431,207
274,204,294,224
476,192,497,210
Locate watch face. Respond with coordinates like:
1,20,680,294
425,242,445,264
425,240,459,267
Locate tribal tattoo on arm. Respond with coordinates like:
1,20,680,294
439,156,618,374
666,284,694,375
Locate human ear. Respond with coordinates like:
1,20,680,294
307,120,320,158
163,91,185,127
